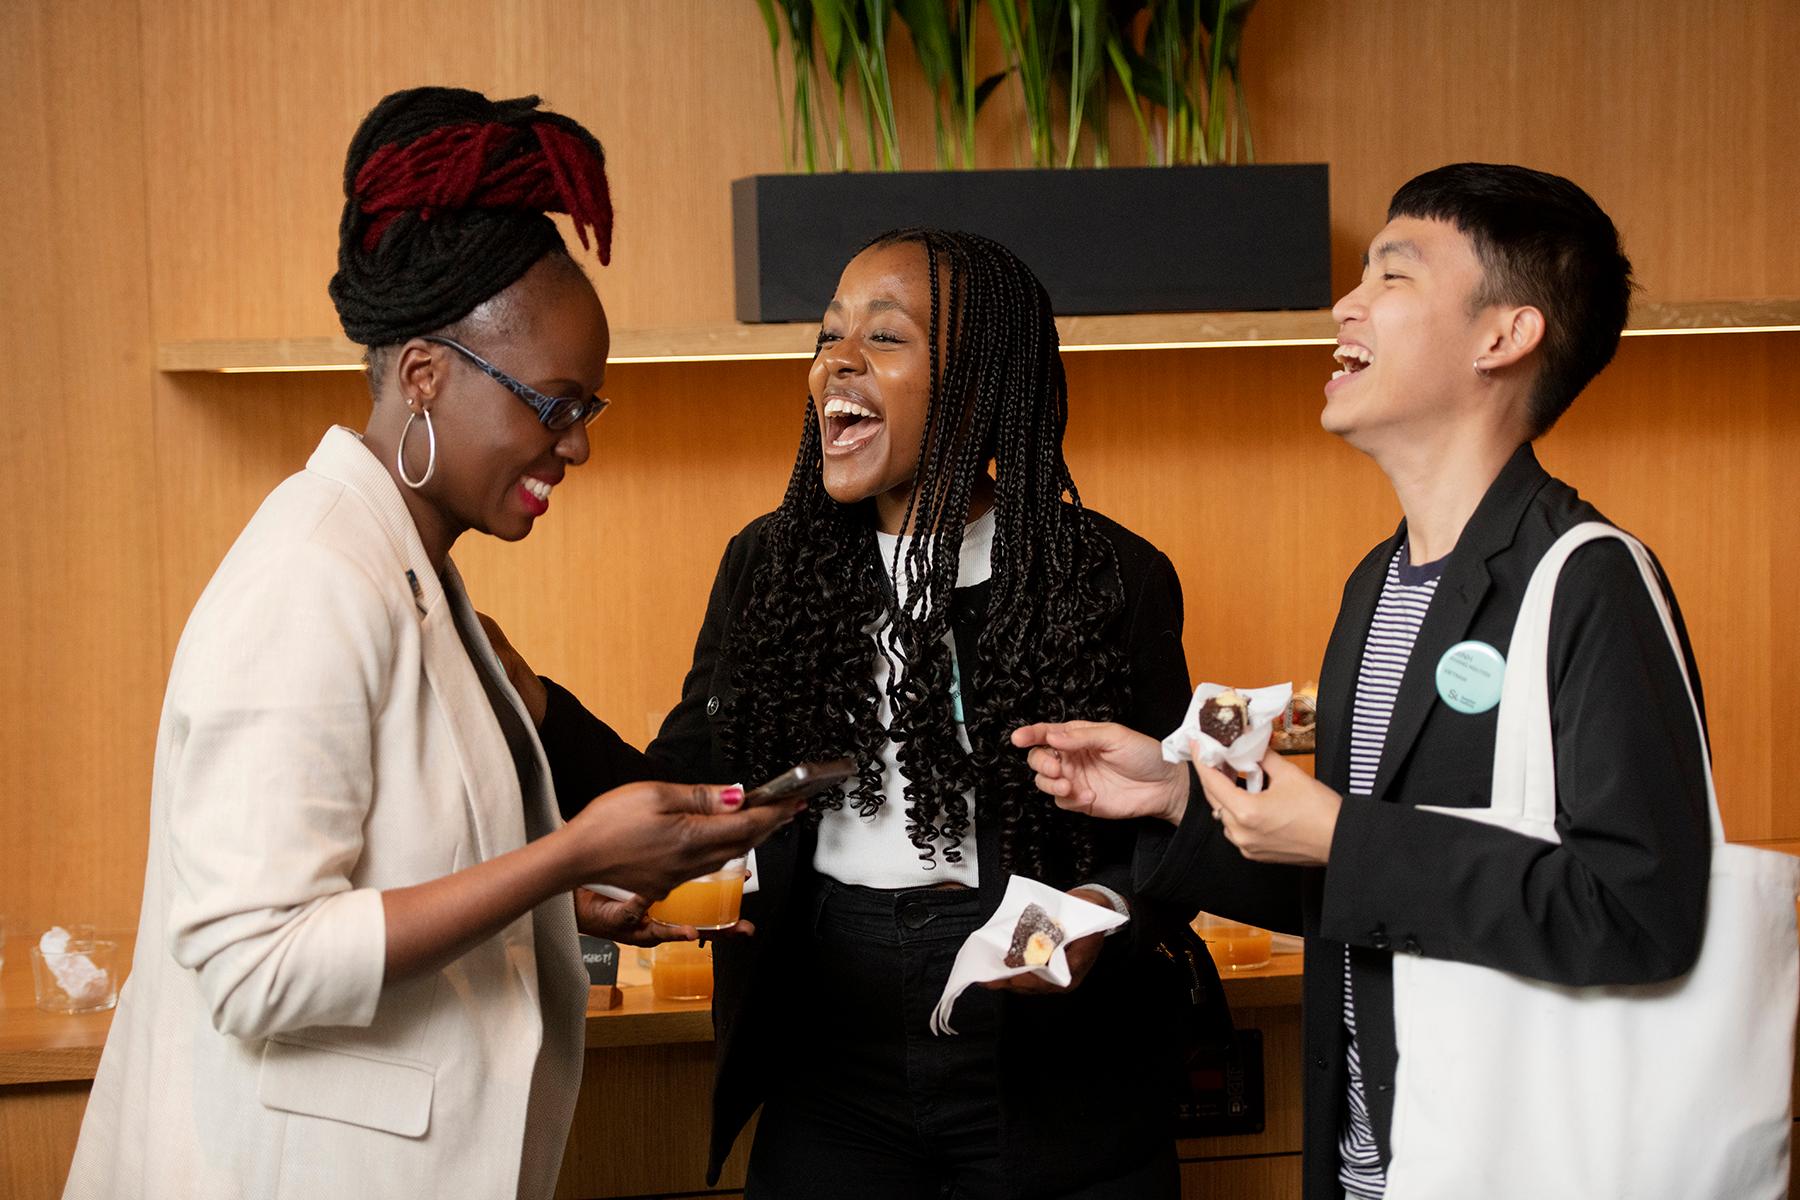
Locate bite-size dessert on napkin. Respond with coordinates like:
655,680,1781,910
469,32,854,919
1161,681,1294,792
1003,904,1066,968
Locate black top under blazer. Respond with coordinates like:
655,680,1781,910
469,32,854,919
538,507,1216,1198
1137,444,1714,1199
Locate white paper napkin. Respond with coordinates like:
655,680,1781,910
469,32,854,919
1160,681,1293,793
39,926,110,1006
929,875,1127,1035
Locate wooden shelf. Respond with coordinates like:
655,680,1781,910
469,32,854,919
155,299,1800,374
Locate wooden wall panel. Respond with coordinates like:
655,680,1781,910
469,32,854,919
1063,344,1399,699
1179,1153,1303,1199
1244,0,1799,300
136,0,1798,350
0,1083,90,1200
1537,333,1793,838
452,359,805,745
147,374,371,658
0,0,162,935
554,1043,751,1198
136,0,794,339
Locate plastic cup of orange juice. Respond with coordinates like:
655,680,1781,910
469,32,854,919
1194,912,1273,971
647,856,748,930
650,940,713,1001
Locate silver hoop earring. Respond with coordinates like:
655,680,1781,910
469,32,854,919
1474,359,1490,380
397,410,437,489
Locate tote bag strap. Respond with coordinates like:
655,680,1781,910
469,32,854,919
1486,521,1722,845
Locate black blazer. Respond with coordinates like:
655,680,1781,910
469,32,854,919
539,507,1211,1197
1138,445,1713,1199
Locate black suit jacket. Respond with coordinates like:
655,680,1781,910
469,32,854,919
539,507,1213,1198
1139,445,1713,1199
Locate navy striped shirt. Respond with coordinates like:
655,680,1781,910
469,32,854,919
1340,546,1444,1199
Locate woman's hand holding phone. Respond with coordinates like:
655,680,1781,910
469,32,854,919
740,758,857,808
560,780,802,902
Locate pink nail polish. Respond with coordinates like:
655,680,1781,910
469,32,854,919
721,785,745,808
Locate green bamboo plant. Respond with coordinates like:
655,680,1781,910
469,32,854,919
754,0,822,171
895,0,1007,168
986,0,1060,167
755,0,896,171
1063,0,1111,166
814,0,861,169
818,0,904,170
1208,0,1258,162
1107,0,1258,165
753,0,1259,172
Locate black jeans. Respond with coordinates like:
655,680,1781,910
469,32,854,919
743,878,1178,1200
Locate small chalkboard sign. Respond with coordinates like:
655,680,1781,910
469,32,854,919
579,935,620,987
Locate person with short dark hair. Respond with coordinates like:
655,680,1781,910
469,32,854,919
1013,163,1712,1199
63,87,800,1200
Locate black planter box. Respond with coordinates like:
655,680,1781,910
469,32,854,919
731,164,1330,323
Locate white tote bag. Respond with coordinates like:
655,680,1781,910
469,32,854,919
1385,522,1800,1200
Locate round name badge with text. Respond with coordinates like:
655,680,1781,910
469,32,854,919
1435,641,1505,714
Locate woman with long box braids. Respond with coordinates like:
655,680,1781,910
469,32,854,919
508,230,1206,1198
62,87,797,1200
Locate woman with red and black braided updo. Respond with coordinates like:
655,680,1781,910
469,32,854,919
62,88,799,1200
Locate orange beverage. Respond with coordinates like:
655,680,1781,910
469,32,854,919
1195,913,1273,971
647,861,747,929
650,940,713,1001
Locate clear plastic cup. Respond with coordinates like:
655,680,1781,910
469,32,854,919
650,940,713,1001
1194,912,1272,972
647,856,748,930
31,932,119,1014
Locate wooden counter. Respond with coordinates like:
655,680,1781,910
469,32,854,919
0,935,1303,1085
0,940,128,1086
0,935,1303,1198
26,934,1794,1200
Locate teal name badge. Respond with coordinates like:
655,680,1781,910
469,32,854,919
1435,641,1505,714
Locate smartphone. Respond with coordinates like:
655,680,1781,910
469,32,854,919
742,758,857,808
578,763,854,903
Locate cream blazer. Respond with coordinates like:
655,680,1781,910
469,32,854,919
64,427,588,1200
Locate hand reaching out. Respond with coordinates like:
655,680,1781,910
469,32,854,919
1010,721,1189,825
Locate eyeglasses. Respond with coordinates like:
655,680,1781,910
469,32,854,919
422,336,609,431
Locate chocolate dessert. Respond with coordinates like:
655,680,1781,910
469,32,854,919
1004,903,1066,968
1198,689,1250,745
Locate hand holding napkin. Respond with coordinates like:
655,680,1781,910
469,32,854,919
929,875,1127,1035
